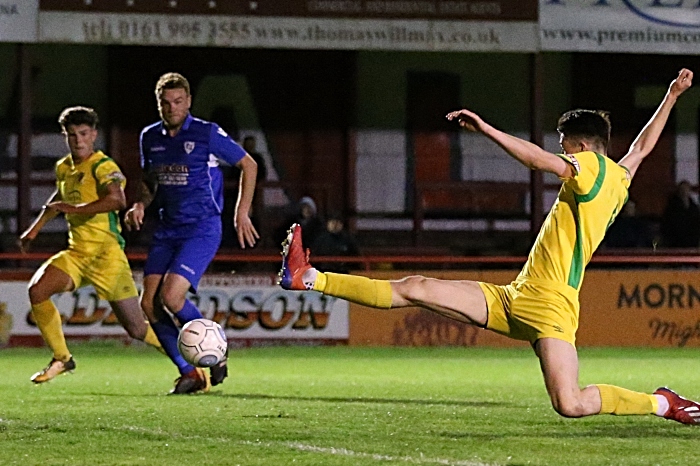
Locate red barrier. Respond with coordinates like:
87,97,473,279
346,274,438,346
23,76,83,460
1,250,700,271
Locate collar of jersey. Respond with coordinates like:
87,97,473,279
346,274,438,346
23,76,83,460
69,150,104,169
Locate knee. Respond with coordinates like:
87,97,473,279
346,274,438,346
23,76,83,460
550,394,585,418
140,296,155,321
159,287,185,313
395,275,429,300
28,283,49,305
123,322,147,341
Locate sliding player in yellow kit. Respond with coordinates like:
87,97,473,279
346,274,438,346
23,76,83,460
19,106,162,383
280,69,700,425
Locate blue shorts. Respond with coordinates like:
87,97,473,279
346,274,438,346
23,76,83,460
144,217,222,292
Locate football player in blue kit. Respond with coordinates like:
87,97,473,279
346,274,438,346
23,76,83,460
125,72,259,394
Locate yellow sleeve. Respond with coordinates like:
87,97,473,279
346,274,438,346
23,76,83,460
557,151,599,195
54,157,67,191
94,158,127,190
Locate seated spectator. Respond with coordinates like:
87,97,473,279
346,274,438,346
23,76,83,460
276,196,324,250
661,180,700,248
311,211,360,274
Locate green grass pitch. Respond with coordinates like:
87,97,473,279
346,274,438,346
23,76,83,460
1,343,699,465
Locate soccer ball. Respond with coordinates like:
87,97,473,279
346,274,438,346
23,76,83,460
177,319,228,367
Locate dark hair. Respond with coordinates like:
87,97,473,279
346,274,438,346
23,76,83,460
155,72,190,97
557,109,611,148
58,106,99,131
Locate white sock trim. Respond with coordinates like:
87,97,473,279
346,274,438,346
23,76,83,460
301,268,318,290
654,394,669,417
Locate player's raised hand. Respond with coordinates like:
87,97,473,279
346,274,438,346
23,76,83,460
670,68,693,97
124,204,145,231
446,109,484,133
234,213,259,249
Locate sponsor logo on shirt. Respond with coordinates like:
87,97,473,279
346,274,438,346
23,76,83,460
155,164,189,185
151,146,166,152
184,141,195,154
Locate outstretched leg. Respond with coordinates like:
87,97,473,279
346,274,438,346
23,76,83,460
279,223,488,325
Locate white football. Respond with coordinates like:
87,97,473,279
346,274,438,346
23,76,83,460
177,318,228,367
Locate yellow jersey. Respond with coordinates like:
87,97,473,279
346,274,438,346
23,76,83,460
55,151,127,254
517,151,630,291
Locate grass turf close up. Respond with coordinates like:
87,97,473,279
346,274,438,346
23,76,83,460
0,343,699,465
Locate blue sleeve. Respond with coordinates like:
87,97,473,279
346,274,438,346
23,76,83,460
139,129,148,171
209,124,246,166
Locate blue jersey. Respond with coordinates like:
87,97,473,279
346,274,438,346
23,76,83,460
140,114,246,226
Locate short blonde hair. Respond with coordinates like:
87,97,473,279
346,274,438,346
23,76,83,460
155,72,190,97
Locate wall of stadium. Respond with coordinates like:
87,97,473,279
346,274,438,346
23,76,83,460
2,270,700,349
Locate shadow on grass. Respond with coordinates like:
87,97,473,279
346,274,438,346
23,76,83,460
440,422,700,440
77,391,509,408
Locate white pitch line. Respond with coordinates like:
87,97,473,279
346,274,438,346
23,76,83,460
117,426,497,466
243,440,497,466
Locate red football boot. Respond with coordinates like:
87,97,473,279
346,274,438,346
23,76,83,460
654,387,700,425
278,223,314,291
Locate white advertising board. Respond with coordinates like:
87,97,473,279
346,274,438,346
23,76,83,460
541,0,700,54
0,274,348,342
39,12,538,52
0,0,38,42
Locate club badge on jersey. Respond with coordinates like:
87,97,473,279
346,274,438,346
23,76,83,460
184,141,195,154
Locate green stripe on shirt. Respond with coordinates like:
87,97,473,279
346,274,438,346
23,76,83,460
568,153,607,289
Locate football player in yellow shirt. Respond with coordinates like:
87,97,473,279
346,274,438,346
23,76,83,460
280,69,700,425
19,106,162,383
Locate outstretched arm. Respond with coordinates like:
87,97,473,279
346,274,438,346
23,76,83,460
446,109,575,179
619,68,693,179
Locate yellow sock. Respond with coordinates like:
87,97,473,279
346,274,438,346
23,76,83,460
143,323,165,354
31,300,71,362
315,272,393,309
597,384,657,415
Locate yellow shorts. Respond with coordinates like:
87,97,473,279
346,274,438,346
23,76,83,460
43,244,138,302
478,277,580,346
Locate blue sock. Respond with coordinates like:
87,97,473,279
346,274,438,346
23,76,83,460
151,319,195,375
174,299,203,325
